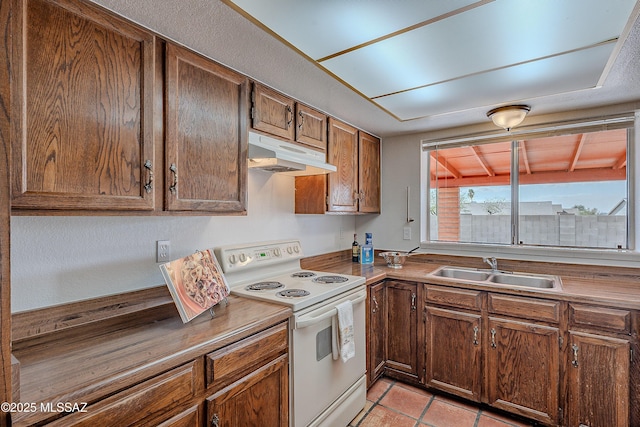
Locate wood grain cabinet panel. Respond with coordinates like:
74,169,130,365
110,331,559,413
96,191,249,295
165,42,248,213
566,331,630,427
425,306,482,402
46,359,204,426
295,118,380,214
367,281,386,387
11,0,156,211
327,118,359,213
295,103,327,151
205,322,288,391
251,83,295,141
385,280,421,383
206,354,289,427
486,317,560,425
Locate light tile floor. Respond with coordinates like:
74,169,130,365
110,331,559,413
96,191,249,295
349,378,536,427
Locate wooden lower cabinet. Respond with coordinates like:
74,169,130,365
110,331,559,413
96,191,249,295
486,317,560,425
367,281,387,387
206,354,289,427
425,306,482,402
385,280,421,383
566,331,630,426
42,322,289,427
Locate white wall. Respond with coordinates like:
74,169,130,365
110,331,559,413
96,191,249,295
11,171,355,312
356,134,423,251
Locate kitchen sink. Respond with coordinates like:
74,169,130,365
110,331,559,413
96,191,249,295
428,266,561,290
488,273,556,288
431,267,491,281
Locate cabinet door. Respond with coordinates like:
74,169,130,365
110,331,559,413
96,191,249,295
327,118,358,212
165,43,248,212
251,84,295,140
567,332,629,427
358,131,380,213
367,281,386,387
207,354,288,427
425,306,482,401
486,317,560,425
11,0,156,211
295,103,327,151
386,281,420,381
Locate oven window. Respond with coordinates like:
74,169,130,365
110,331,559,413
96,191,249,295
316,326,332,361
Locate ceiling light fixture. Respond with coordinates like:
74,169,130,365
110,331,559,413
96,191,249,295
486,105,531,131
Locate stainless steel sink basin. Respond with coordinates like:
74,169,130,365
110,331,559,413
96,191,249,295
488,273,556,288
428,266,561,290
431,267,491,281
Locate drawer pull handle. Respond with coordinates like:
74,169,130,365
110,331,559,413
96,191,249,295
169,163,178,194
572,344,579,367
490,328,497,348
143,160,153,193
211,413,219,427
473,326,479,346
286,105,293,129
298,110,304,129
372,296,378,313
411,293,416,311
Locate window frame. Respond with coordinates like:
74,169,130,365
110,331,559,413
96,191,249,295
420,113,638,266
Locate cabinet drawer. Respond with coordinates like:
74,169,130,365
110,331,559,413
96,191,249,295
488,294,560,323
46,360,203,426
425,285,482,311
206,322,288,389
569,304,631,334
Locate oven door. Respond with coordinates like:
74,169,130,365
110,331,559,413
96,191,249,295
291,286,366,427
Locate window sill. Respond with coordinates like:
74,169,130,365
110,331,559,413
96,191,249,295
420,241,640,268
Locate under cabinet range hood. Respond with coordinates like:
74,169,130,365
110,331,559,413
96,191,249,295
248,132,337,176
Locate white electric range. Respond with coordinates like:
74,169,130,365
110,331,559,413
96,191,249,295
215,240,367,427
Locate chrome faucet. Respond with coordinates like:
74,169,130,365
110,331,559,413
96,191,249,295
483,257,498,272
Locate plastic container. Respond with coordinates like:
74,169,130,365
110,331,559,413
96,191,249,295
360,233,374,265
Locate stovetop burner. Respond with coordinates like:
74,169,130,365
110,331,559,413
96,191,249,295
277,289,311,298
313,275,349,284
246,281,285,291
291,271,317,278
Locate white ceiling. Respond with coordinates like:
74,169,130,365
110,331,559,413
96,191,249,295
92,0,640,137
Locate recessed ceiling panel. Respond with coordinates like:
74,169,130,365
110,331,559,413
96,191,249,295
322,0,636,98
226,0,480,59
224,0,639,123
375,43,615,120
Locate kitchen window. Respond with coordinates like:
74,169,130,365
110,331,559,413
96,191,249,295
423,116,634,251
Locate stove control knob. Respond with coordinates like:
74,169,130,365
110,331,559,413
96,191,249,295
239,253,247,263
293,245,300,253
287,246,293,254
274,248,281,257
229,254,237,264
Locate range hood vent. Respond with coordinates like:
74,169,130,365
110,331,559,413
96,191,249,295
248,132,336,176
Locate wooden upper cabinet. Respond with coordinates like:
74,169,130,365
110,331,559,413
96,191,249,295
295,103,327,151
358,131,381,213
251,83,295,141
11,0,156,211
164,43,248,213
295,118,381,214
251,83,328,152
327,117,359,212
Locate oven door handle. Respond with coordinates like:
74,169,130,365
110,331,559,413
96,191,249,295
295,292,366,329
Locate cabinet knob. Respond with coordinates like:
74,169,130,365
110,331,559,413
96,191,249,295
211,413,220,427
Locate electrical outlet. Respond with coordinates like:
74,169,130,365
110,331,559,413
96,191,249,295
156,240,171,263
403,227,411,240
